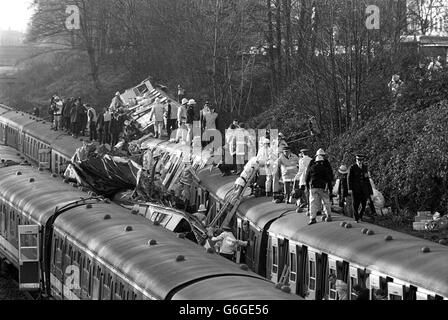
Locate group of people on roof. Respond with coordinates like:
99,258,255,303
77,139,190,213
231,133,378,226
40,93,141,147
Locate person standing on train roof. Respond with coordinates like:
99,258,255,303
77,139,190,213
199,101,211,133
305,153,333,225
234,123,254,175
165,99,178,140
176,98,188,144
257,138,276,197
177,84,186,103
32,106,40,117
277,132,288,154
210,225,248,261
79,103,88,136
63,97,74,133
295,148,313,211
70,98,81,138
109,91,124,113
87,105,98,142
110,111,122,147
96,107,105,144
148,97,165,139
348,154,373,223
49,95,56,129
53,96,63,131
337,165,350,216
186,99,197,144
103,106,112,145
277,146,300,204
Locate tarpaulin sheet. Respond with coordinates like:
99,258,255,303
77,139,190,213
66,154,142,198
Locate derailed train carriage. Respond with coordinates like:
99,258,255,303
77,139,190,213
137,138,448,301
0,147,298,300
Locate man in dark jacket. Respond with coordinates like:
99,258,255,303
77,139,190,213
337,165,349,215
305,154,333,225
186,99,196,144
63,98,74,133
70,98,82,138
347,154,373,223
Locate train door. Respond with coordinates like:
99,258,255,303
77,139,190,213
288,242,298,295
306,249,318,300
269,235,279,282
18,225,40,291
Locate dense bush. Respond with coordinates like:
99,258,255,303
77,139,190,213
328,100,448,215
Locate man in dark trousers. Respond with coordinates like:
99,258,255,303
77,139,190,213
347,154,373,223
305,154,334,225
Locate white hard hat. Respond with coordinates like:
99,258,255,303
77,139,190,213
188,99,196,105
316,148,326,156
182,98,189,105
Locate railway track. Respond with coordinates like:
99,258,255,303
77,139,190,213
0,261,34,300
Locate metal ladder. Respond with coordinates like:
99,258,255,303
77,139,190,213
208,169,257,229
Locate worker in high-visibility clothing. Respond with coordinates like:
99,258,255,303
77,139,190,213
257,138,278,198
277,146,300,204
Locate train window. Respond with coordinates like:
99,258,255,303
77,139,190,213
349,267,359,300
328,268,337,300
289,252,297,283
251,234,257,262
387,282,404,300
309,260,316,290
102,274,112,300
53,237,59,265
81,258,91,295
92,265,101,300
272,245,278,274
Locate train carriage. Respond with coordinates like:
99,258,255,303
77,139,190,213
0,162,299,300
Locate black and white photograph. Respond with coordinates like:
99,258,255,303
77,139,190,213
0,0,447,311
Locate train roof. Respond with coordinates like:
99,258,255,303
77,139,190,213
0,145,26,164
55,199,296,300
0,165,93,225
172,275,300,300
0,109,36,130
0,109,83,157
267,207,448,298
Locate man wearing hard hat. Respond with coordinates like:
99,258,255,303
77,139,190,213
305,150,334,225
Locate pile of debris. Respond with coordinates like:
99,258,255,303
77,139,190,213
413,211,448,232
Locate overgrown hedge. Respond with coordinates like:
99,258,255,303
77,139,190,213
328,102,448,214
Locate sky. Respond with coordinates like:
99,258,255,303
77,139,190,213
0,0,34,32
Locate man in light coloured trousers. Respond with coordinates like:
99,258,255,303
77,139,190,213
309,188,332,221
